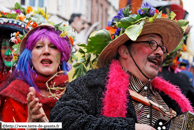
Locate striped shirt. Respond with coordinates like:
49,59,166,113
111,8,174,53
123,68,171,127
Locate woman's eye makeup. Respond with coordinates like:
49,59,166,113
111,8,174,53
50,45,57,49
35,45,42,49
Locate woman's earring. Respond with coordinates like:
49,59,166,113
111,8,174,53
31,66,33,70
58,65,61,71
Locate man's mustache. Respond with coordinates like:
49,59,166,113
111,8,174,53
147,55,163,66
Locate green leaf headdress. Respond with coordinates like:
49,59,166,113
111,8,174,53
72,2,189,78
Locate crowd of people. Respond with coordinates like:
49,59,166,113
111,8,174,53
0,1,194,130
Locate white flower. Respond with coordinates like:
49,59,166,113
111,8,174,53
26,13,31,18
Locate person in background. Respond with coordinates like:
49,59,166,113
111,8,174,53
0,19,28,91
50,3,193,130
0,23,73,122
69,13,88,34
69,13,88,53
158,49,194,108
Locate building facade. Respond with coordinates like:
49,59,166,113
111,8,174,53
0,0,118,43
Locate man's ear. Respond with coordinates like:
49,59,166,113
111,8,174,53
118,45,129,59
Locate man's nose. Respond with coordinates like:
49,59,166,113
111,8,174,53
154,46,164,59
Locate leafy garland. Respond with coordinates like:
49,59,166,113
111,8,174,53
72,2,189,79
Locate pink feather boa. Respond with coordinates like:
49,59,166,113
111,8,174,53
101,60,193,117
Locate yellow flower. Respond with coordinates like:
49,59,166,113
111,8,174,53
26,6,33,13
0,14,2,17
59,31,68,38
13,55,18,61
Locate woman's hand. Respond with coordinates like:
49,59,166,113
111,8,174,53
135,123,156,130
27,87,48,122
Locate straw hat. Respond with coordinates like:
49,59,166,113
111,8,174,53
97,18,184,68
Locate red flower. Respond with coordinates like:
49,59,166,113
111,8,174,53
32,22,37,28
69,36,74,46
155,9,159,15
182,44,187,51
26,20,32,29
17,38,21,43
15,32,19,37
105,26,117,40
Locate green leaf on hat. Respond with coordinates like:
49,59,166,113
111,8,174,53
122,5,131,17
169,11,176,20
149,13,157,23
85,29,111,55
54,22,62,31
3,13,17,19
116,17,137,29
14,2,21,9
177,20,189,33
156,11,163,18
12,43,20,55
124,21,145,41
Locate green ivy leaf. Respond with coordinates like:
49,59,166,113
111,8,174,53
78,57,86,62
78,48,85,54
85,29,111,55
72,63,87,78
85,54,91,67
117,17,137,29
78,44,87,48
124,21,145,41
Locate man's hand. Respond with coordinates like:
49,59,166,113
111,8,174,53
135,123,156,130
27,87,48,122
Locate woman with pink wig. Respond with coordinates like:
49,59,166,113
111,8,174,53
0,24,72,123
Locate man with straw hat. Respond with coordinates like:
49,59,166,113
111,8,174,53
50,3,193,129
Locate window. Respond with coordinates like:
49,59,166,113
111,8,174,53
29,0,35,6
39,0,44,7
98,4,103,29
21,0,25,5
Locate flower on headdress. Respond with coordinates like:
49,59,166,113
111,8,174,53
26,20,32,29
69,36,74,46
115,28,121,37
182,44,187,51
13,54,18,61
15,9,22,14
141,2,151,8
111,8,124,23
55,22,76,46
161,14,168,18
18,14,25,21
32,22,37,28
59,31,68,38
137,9,145,15
15,32,19,38
26,6,33,14
105,26,117,39
149,7,156,16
